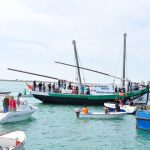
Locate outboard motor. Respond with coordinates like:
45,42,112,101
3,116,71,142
75,109,81,118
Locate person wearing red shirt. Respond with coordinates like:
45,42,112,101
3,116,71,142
9,96,17,112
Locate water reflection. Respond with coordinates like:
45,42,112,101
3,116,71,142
0,117,36,133
136,129,150,142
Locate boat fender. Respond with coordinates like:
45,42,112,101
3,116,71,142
76,111,80,118
16,140,21,146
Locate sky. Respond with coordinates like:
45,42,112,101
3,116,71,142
0,0,150,85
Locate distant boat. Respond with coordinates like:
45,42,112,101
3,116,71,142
0,102,37,123
136,108,150,131
104,92,149,114
0,131,26,150
0,91,11,96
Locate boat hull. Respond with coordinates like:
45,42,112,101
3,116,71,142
76,111,127,119
0,131,26,150
0,108,36,123
136,110,150,131
32,92,116,105
32,87,149,106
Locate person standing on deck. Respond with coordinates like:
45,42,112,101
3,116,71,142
115,86,118,93
9,96,17,112
58,80,61,89
38,82,42,92
68,82,72,90
43,83,46,92
76,86,79,94
33,81,37,91
3,96,10,113
81,86,84,94
17,93,22,109
52,82,56,93
86,87,90,95
63,81,66,89
48,83,51,93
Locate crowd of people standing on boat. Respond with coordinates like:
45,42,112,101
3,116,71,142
32,80,67,93
114,82,144,94
32,80,90,95
31,80,145,96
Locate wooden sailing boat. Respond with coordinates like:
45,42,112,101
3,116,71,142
31,33,149,105
8,34,149,105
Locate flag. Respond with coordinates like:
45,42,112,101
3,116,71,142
26,83,32,90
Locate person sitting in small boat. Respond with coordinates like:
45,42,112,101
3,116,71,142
129,101,134,106
115,98,120,112
82,105,89,114
3,96,10,113
105,107,109,114
9,96,17,112
115,104,120,112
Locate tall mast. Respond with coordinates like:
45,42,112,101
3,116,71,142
72,40,82,89
122,33,127,88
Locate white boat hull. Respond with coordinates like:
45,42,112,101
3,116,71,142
0,106,37,123
75,110,127,119
0,131,26,150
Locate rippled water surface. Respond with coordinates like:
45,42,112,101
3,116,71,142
0,82,150,150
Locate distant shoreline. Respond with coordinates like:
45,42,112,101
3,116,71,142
0,79,49,83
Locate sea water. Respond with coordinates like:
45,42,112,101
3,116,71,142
0,81,150,150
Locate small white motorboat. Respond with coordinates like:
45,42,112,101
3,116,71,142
0,130,26,150
75,109,127,119
0,103,37,123
104,102,136,114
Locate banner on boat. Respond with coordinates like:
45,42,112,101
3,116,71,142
90,84,114,94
